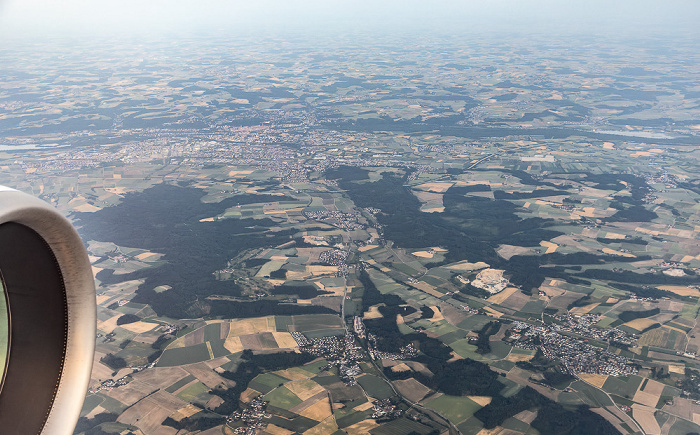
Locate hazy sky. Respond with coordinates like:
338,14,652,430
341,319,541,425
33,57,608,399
1,0,699,41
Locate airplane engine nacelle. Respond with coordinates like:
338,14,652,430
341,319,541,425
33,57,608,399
0,186,96,434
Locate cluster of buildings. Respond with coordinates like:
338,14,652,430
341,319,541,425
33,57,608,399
293,332,365,385
89,359,156,394
88,376,130,394
353,316,366,339
304,210,364,231
290,331,312,347
645,171,678,189
229,396,271,435
507,322,638,376
367,335,418,361
371,398,402,420
459,304,480,315
97,331,117,344
260,161,309,183
318,248,350,266
551,314,637,346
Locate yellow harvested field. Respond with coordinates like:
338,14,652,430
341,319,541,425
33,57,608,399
223,336,244,353
95,293,110,305
358,244,378,252
488,287,519,305
97,315,122,334
603,142,615,149
415,182,454,193
272,332,299,349
300,398,332,420
569,303,600,316
170,404,201,421
412,251,434,258
469,396,493,407
602,248,636,258
624,318,658,332
483,306,503,318
364,306,383,319
432,247,448,252
632,404,661,435
606,297,619,304
276,367,315,381
135,252,161,261
120,321,158,334
658,286,700,297
391,363,412,372
306,265,338,275
604,232,626,239
264,424,295,435
228,316,276,335
344,419,380,435
421,207,445,213
694,414,700,425
540,241,558,253
354,402,375,412
228,170,254,176
579,374,608,388
669,365,685,374
429,306,444,322
506,352,536,363
303,416,339,435
286,379,325,401
74,203,101,212
446,261,489,271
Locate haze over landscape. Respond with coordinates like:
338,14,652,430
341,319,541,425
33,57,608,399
1,1,700,434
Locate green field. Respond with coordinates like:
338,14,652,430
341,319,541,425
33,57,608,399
265,385,303,409
335,408,375,429
165,374,196,393
357,375,396,400
80,394,105,417
424,395,482,424
370,417,436,435
176,381,209,402
157,343,211,367
601,375,643,399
